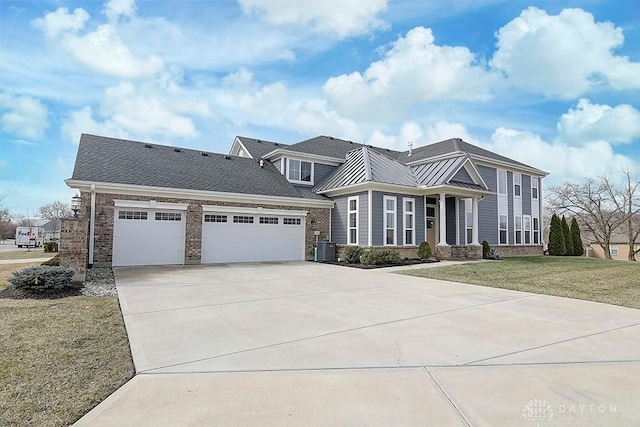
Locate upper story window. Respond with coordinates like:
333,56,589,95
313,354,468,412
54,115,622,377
287,159,312,183
514,172,521,197
532,177,539,199
498,169,507,195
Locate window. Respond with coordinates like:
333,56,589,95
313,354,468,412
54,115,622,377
204,214,227,223
610,244,619,256
283,218,301,225
347,197,358,245
426,206,436,217
426,197,437,205
532,177,539,199
515,215,522,244
498,169,507,195
118,210,147,220
533,217,540,244
514,172,521,197
465,199,472,244
287,159,312,183
259,217,278,224
155,212,181,221
523,215,531,244
384,196,396,246
233,215,254,224
403,198,415,246
499,214,508,244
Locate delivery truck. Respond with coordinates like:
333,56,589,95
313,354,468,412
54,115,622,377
15,227,45,248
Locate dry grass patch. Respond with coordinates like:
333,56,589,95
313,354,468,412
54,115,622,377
400,257,640,309
0,262,134,427
0,250,55,261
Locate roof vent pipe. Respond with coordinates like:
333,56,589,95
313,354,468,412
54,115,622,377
259,159,264,168
408,141,413,157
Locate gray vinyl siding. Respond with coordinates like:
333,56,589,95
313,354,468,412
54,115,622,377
522,174,531,216
371,191,424,246
314,163,337,186
477,164,498,245
507,172,514,245
272,159,283,174
451,167,474,184
446,197,456,245
330,192,368,245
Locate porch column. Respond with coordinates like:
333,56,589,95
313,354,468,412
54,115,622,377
471,197,479,245
438,193,448,246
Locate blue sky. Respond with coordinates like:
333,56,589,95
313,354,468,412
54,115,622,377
1,0,639,215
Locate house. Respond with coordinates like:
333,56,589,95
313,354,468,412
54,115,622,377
62,133,547,271
42,219,62,242
585,233,640,261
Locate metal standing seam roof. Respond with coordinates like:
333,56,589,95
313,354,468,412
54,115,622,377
412,155,489,190
314,147,416,192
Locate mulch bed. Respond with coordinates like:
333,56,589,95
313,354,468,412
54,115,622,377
318,258,439,269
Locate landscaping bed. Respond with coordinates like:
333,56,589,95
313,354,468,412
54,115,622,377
320,258,438,269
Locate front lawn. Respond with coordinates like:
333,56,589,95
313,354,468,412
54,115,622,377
0,262,134,427
400,257,640,309
0,250,56,261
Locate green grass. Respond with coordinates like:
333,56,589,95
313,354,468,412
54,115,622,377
0,262,134,427
0,250,55,261
400,256,640,309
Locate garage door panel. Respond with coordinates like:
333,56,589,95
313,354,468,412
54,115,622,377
113,209,185,267
201,216,305,264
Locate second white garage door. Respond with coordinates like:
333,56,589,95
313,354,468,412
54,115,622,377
201,209,306,263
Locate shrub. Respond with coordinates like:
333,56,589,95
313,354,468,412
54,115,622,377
570,217,584,256
43,241,59,253
481,240,491,259
417,242,432,259
41,254,60,266
360,249,401,265
343,246,365,264
548,213,566,256
8,266,75,292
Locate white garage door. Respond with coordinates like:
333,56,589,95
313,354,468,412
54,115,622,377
201,210,306,263
113,209,186,267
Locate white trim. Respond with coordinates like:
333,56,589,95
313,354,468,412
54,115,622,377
456,198,461,245
66,179,334,208
499,213,508,245
403,197,415,246
523,214,531,245
513,172,522,199
347,196,359,245
231,137,253,159
286,158,314,185
89,185,95,265
202,205,308,217
262,149,343,165
368,189,373,246
514,214,522,245
497,169,507,195
114,200,189,210
471,156,548,177
383,195,397,246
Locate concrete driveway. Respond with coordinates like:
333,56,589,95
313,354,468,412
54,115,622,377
77,262,640,426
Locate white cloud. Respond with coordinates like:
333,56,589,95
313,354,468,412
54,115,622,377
32,7,89,38
483,127,638,183
423,121,477,145
63,77,210,144
324,27,498,121
0,93,49,139
237,0,388,38
557,99,640,144
491,7,640,98
32,6,164,79
103,0,136,21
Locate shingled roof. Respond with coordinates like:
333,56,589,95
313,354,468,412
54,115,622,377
70,134,329,201
235,136,288,158
395,137,538,171
282,136,402,160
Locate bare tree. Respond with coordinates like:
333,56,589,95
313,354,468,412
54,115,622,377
547,177,627,260
38,200,73,220
0,194,13,243
615,170,640,261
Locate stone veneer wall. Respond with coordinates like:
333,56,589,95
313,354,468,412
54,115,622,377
493,245,544,257
83,192,330,266
59,218,89,279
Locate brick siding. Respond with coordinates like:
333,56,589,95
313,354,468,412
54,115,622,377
59,218,89,278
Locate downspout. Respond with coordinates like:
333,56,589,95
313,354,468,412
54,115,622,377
89,184,96,267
